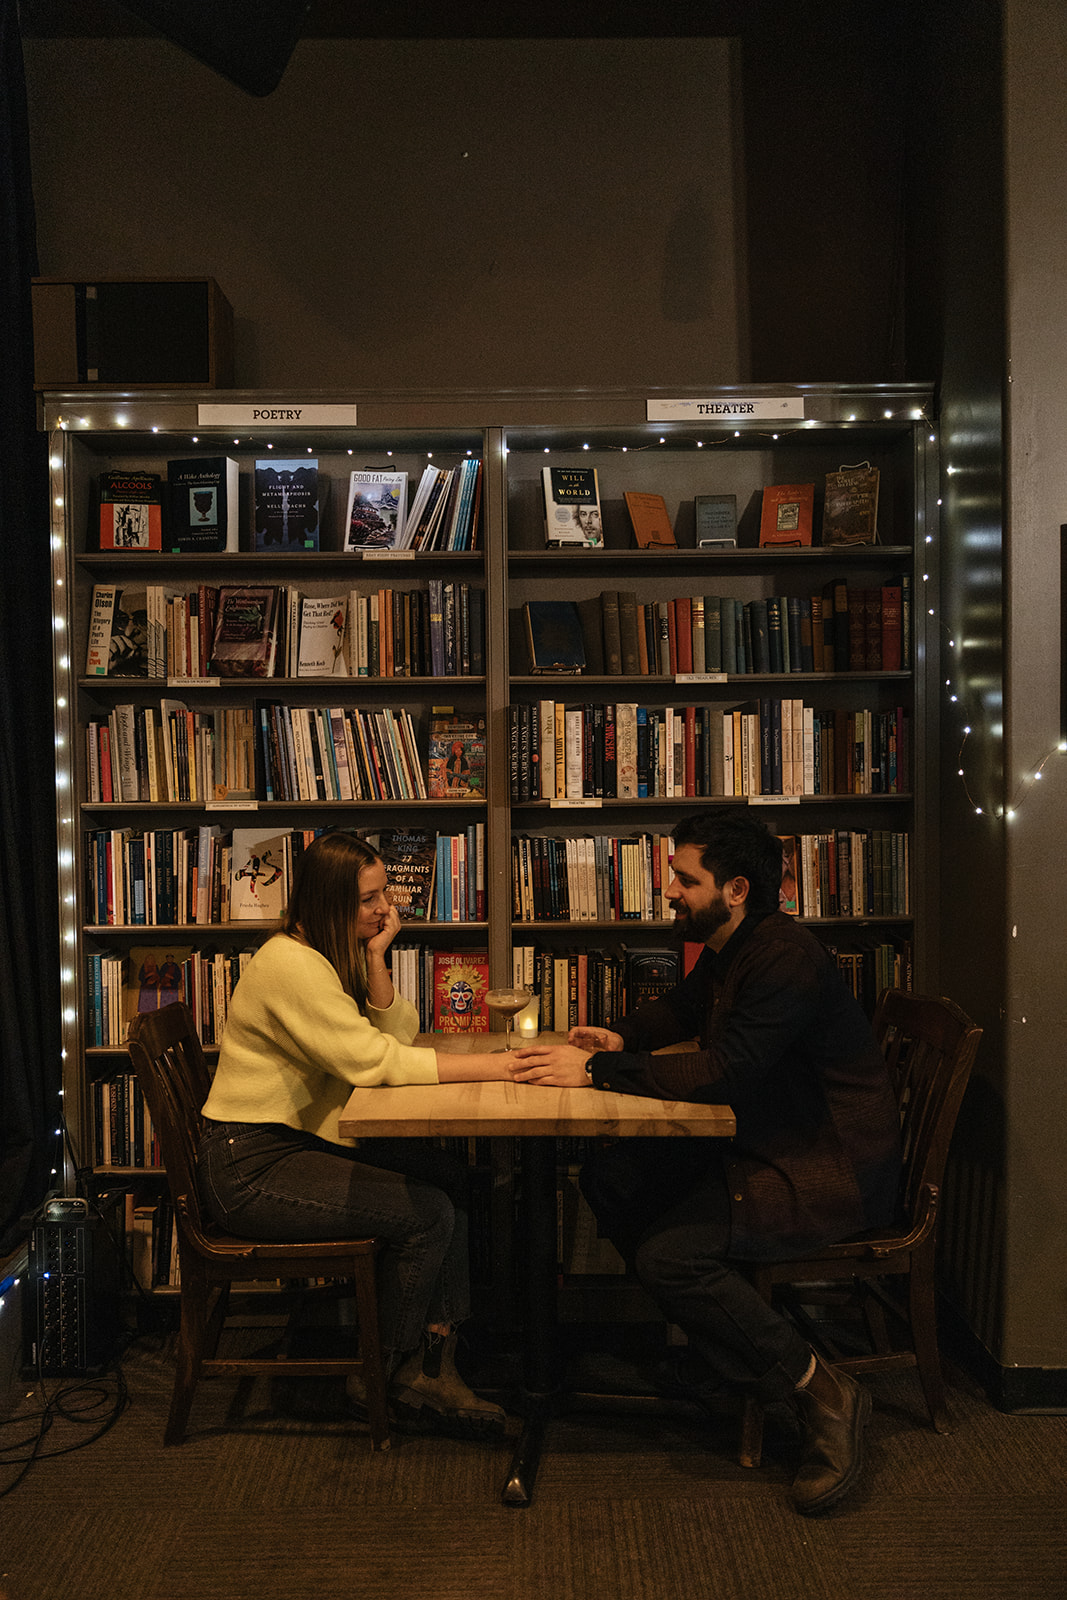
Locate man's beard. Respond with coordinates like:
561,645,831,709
671,897,731,944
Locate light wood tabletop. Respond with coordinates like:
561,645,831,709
337,1032,735,1140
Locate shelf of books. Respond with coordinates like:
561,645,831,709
47,384,938,1305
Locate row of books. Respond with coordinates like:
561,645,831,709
512,833,676,924
87,945,255,1048
521,581,911,679
509,699,910,802
86,823,486,927
86,579,485,680
86,701,487,806
96,458,483,556
785,829,911,918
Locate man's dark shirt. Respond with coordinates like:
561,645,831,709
587,911,903,1260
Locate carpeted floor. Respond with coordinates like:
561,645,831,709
2,1329,1067,1600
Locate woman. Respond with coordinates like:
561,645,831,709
197,830,511,1435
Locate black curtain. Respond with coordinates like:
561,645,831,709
0,0,61,1251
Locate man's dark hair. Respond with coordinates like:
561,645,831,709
672,808,783,915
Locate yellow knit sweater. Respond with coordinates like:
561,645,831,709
202,934,438,1145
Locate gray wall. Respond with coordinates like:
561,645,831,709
23,38,745,390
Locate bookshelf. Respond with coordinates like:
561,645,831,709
45,383,938,1290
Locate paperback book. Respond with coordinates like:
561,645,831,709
166,457,240,552
376,827,437,920
624,491,677,548
296,595,348,676
343,469,408,551
253,459,320,551
98,471,163,551
541,467,603,547
427,710,487,799
229,828,288,920
432,950,490,1033
106,586,150,677
209,586,280,678
523,599,587,673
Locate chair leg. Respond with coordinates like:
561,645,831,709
165,1274,214,1446
739,1396,764,1468
351,1256,390,1452
909,1253,952,1433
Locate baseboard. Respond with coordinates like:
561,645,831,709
940,1296,1067,1413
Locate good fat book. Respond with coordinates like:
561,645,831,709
166,457,240,552
541,466,603,547
343,470,408,551
427,711,487,799
432,950,490,1033
253,459,320,551
98,471,163,551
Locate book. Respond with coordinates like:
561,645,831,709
524,599,586,673
625,947,681,1007
541,467,603,547
296,595,348,677
98,471,163,551
253,459,320,551
427,710,487,799
376,827,437,920
758,483,815,547
432,950,490,1033
343,469,408,551
624,491,676,548
229,827,288,920
694,493,738,545
166,457,239,552
106,587,150,677
127,945,194,1026
85,583,118,675
209,587,280,678
822,463,880,546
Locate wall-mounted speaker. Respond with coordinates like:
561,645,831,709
31,277,234,390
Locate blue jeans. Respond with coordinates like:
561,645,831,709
580,1138,812,1402
197,1120,471,1367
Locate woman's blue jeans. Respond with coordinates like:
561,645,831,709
197,1120,471,1368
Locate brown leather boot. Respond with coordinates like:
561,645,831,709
791,1354,871,1515
390,1332,507,1438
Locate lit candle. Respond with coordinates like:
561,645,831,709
515,997,540,1040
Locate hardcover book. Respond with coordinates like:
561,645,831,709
759,483,815,547
166,457,239,552
343,469,408,551
296,595,348,677
541,467,603,547
822,463,880,546
98,471,163,551
426,710,487,799
230,827,288,920
523,599,587,674
432,950,490,1033
624,491,677,548
209,586,280,678
253,459,320,551
376,827,437,920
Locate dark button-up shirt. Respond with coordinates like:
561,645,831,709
588,911,903,1260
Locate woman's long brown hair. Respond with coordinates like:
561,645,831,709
282,832,383,1009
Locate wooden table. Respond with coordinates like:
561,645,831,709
338,1033,734,1505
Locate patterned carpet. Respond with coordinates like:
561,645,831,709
2,1331,1067,1600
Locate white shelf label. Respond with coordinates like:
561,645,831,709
206,799,259,811
549,798,603,809
197,404,358,427
361,549,415,560
168,676,220,688
748,795,801,806
646,396,805,422
675,672,728,684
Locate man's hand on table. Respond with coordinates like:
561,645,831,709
509,1025,624,1088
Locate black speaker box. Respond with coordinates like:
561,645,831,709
31,277,234,390
22,1195,124,1377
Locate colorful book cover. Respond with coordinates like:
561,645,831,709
432,950,490,1033
426,711,486,799
541,466,603,547
343,469,408,551
209,586,280,678
296,595,348,676
376,826,437,920
98,471,163,551
253,459,320,551
759,483,815,547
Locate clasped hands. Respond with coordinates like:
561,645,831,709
507,1025,624,1088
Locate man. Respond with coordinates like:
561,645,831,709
509,809,902,1514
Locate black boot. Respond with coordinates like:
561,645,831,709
791,1354,871,1515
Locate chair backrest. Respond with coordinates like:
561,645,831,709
127,1002,214,1246
872,987,982,1224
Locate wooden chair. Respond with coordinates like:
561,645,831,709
126,1002,390,1450
739,987,982,1468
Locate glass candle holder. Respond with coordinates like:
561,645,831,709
515,995,541,1040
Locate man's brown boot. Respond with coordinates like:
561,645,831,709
791,1354,871,1515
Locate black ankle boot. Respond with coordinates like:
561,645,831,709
791,1355,871,1515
